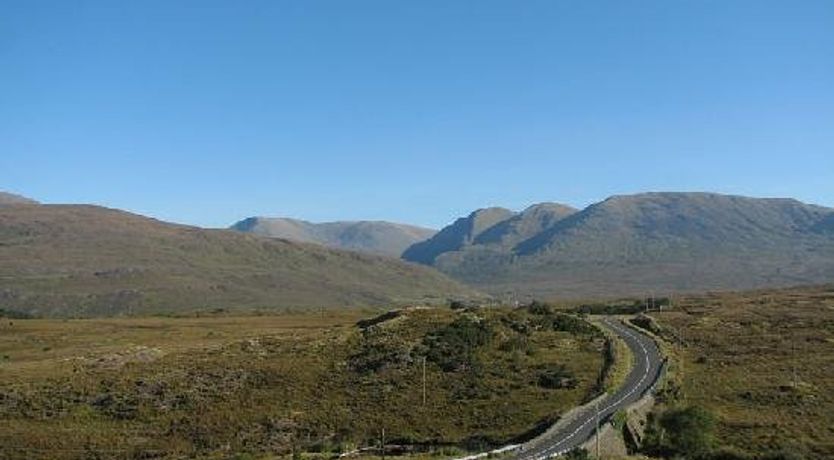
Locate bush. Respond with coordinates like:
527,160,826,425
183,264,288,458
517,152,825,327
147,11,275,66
547,313,598,335
630,313,663,335
564,448,590,460
644,405,716,458
523,302,599,336
572,300,645,315
536,365,577,390
708,447,752,460
423,315,493,372
526,300,553,315
449,300,467,310
348,328,411,374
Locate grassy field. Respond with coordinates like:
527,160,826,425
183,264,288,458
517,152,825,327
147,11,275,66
648,285,834,460
0,306,606,459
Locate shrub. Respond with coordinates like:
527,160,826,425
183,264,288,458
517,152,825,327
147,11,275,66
536,365,577,389
422,315,493,372
449,300,467,310
708,447,752,460
644,405,716,458
547,313,598,335
518,303,600,338
348,328,412,374
526,300,553,315
564,447,590,460
630,313,663,335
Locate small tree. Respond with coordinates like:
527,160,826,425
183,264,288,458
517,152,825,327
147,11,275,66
564,447,590,460
526,300,553,315
659,405,716,458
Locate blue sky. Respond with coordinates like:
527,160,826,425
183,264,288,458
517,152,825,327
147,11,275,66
2,1,832,229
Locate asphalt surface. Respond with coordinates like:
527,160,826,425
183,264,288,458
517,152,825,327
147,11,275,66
512,316,664,460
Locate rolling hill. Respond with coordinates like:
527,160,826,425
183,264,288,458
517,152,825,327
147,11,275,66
0,203,477,317
231,217,435,257
403,193,834,298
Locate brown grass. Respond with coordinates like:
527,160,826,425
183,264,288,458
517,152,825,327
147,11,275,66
649,285,834,459
0,307,605,459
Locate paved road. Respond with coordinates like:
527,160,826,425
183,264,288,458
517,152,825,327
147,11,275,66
512,316,664,460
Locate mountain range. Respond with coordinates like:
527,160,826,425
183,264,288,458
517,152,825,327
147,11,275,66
403,192,834,298
0,197,475,317
231,217,435,257
4,190,834,315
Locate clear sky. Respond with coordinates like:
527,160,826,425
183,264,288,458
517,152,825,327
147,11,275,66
2,1,832,229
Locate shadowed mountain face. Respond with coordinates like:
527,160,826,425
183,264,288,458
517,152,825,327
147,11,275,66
403,193,834,298
0,192,38,205
0,205,477,317
474,203,577,247
230,217,436,257
401,207,516,264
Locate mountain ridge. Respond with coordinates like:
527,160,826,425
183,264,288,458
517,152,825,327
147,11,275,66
230,216,436,257
403,192,834,298
0,191,39,205
401,207,516,264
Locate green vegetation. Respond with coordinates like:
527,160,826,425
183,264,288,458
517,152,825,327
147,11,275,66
526,301,602,336
0,308,35,319
572,298,669,315
0,307,605,459
536,364,577,390
564,447,591,460
421,313,493,372
644,405,716,458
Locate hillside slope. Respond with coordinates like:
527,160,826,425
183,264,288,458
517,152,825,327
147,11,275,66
0,205,477,317
231,217,435,257
0,191,38,205
404,193,834,298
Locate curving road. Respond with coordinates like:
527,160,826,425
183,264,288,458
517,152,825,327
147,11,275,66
512,316,664,460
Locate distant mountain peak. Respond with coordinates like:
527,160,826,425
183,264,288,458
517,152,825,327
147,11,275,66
230,216,436,257
402,207,515,265
520,202,577,214
473,202,577,247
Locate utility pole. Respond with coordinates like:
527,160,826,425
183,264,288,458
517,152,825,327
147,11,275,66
595,400,601,459
421,356,427,407
791,339,798,387
381,427,386,460
679,326,687,403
